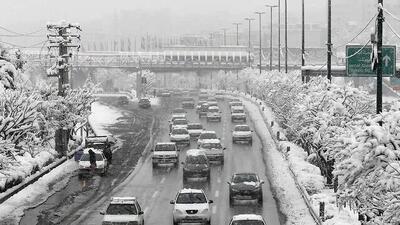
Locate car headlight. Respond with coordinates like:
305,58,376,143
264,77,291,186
174,209,185,215
200,208,209,214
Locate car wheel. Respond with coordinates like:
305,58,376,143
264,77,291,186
229,195,234,206
232,139,235,144
207,172,211,180
152,162,158,168
258,193,263,204
220,158,224,165
249,140,253,145
173,220,178,225
205,220,211,225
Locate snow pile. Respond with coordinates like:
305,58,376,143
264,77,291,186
280,142,325,195
88,101,122,135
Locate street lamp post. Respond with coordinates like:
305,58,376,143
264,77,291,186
255,12,265,74
301,0,306,82
278,0,281,71
233,23,241,46
284,0,288,73
266,5,278,71
244,18,255,68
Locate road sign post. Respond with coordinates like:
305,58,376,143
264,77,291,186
346,45,396,77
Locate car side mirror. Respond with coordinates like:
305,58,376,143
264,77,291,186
139,211,144,215
208,200,214,204
223,147,227,150
100,211,105,215
260,180,265,184
227,181,231,185
170,200,175,204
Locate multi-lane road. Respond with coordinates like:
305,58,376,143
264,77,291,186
71,96,283,225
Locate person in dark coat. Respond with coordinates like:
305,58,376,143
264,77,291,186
89,149,97,173
103,144,112,165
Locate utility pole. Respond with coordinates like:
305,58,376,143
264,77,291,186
255,12,265,74
284,0,288,73
221,28,227,46
233,23,241,46
327,0,332,81
46,21,81,157
244,18,255,68
376,0,384,114
302,0,306,82
278,0,281,72
266,5,278,71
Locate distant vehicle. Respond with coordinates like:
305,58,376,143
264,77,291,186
207,97,217,102
169,114,187,131
101,197,144,225
231,106,246,122
230,101,243,108
182,149,210,181
198,104,209,118
159,90,171,97
198,139,225,164
196,101,207,113
85,135,114,151
187,123,204,139
199,94,209,101
170,118,189,131
229,214,266,225
215,92,224,100
182,97,195,109
138,98,151,108
232,125,253,145
78,148,108,177
118,96,129,105
206,106,222,122
228,173,264,205
152,142,179,168
197,130,219,146
170,188,213,225
170,128,190,147
172,108,187,117
207,101,218,107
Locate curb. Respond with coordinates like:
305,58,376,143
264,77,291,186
223,89,323,225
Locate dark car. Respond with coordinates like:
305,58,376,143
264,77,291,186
228,173,264,205
138,98,151,108
118,96,129,105
182,97,195,109
182,150,210,182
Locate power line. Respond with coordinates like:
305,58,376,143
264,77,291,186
381,5,400,23
0,39,47,49
334,13,377,49
385,20,400,40
0,25,44,37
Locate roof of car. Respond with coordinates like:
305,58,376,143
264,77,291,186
110,197,137,204
232,214,264,221
202,139,221,144
188,123,202,126
235,124,250,128
208,106,219,110
156,142,176,145
201,130,216,134
179,188,204,194
232,105,244,109
186,149,206,157
83,148,102,154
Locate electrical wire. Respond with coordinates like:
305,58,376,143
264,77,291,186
0,39,47,49
0,25,43,37
334,13,377,49
385,20,400,41
381,5,400,23
339,40,371,60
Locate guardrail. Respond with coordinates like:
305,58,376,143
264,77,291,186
222,89,323,225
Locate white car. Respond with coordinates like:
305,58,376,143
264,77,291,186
78,148,108,177
198,139,226,164
170,189,213,225
197,130,219,147
229,214,266,225
232,124,253,145
171,118,189,131
101,197,144,225
206,106,222,122
231,106,247,123
170,128,190,146
229,99,243,108
169,114,187,131
152,142,179,167
187,123,204,139
172,108,187,118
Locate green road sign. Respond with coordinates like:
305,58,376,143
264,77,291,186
346,45,396,77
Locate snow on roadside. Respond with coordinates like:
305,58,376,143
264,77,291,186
0,160,78,224
240,97,317,225
88,101,123,135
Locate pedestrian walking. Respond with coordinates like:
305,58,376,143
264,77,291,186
89,149,97,173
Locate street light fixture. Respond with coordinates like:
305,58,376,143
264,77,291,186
266,5,278,71
232,23,241,46
244,18,255,68
255,12,265,74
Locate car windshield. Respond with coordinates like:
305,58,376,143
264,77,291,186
235,126,250,131
176,193,207,204
233,109,244,113
232,102,242,106
106,204,138,215
231,220,264,225
208,108,219,113
199,133,217,140
155,144,175,151
186,155,207,164
201,142,222,149
140,99,150,103
188,124,203,129
174,120,188,125
232,174,258,183
172,129,188,135
173,109,186,114
85,143,106,149
80,153,103,161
